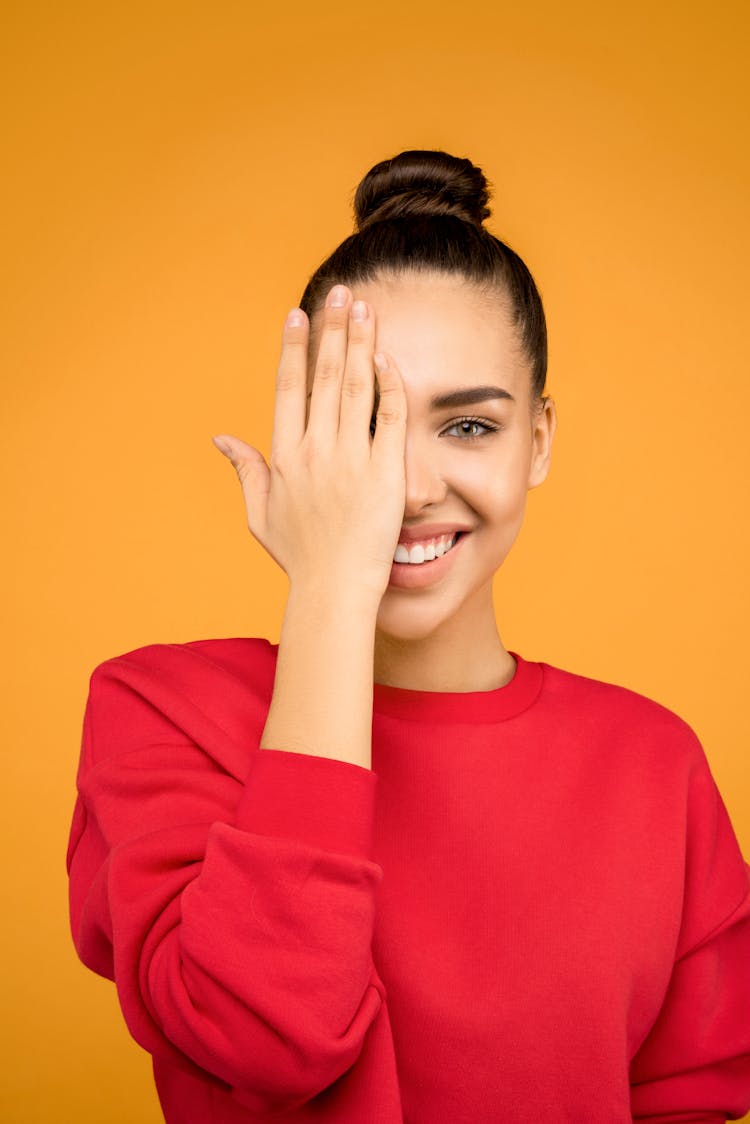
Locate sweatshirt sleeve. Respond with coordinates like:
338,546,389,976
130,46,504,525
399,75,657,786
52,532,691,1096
66,658,386,1117
629,739,750,1122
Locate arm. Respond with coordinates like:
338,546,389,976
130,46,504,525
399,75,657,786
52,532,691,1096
259,583,379,769
67,638,385,1117
69,286,404,1113
629,749,750,1122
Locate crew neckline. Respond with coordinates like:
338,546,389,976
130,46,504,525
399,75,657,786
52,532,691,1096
372,650,544,723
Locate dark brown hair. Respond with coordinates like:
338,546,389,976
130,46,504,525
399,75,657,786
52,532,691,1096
298,149,548,410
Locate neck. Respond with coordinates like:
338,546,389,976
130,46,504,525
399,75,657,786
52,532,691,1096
373,592,515,693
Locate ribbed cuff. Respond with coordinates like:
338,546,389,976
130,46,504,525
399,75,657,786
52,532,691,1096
234,748,378,861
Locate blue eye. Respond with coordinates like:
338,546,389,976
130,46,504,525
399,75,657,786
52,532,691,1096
443,416,501,442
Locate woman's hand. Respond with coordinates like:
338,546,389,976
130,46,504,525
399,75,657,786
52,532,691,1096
212,283,408,605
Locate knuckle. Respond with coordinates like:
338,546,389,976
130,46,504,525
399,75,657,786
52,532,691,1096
341,375,369,399
279,338,307,368
276,371,301,393
346,319,370,343
316,359,342,382
284,326,308,343
301,437,323,466
323,310,348,331
269,449,288,475
376,402,405,425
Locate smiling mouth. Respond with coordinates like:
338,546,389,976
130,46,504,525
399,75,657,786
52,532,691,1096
392,531,465,566
387,531,470,589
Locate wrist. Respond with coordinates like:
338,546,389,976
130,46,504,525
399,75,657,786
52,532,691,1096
286,580,383,622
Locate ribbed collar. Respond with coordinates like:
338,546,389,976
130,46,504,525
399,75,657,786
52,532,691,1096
372,651,544,724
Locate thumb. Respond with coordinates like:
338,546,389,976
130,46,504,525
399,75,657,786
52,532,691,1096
212,434,271,544
212,429,271,492
212,434,263,477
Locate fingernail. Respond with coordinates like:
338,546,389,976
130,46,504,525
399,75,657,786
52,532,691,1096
286,308,304,327
328,284,347,308
374,352,388,372
212,435,231,456
352,300,368,321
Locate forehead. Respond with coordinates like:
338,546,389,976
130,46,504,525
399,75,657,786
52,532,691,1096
307,271,526,398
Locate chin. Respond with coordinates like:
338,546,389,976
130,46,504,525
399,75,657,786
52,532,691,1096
375,589,473,643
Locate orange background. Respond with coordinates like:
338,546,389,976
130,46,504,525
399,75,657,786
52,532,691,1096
2,2,749,1120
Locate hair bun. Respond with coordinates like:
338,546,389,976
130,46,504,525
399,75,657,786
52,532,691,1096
353,149,492,232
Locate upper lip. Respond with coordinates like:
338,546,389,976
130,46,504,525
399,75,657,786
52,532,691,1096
397,523,471,544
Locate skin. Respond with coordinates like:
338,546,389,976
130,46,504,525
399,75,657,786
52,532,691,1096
305,269,557,695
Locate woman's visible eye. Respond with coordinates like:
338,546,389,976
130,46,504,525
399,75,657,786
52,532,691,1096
369,415,503,441
442,416,503,443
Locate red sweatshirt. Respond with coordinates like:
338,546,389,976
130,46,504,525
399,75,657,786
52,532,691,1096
67,637,750,1123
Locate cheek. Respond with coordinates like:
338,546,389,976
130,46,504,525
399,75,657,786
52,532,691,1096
476,480,525,521
451,446,529,515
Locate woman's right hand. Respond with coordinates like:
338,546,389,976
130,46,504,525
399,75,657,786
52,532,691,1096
212,283,408,605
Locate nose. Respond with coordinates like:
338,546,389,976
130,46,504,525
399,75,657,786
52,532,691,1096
400,428,448,515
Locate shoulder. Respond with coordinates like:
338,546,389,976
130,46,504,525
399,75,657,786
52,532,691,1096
89,635,276,690
536,656,705,764
83,637,278,765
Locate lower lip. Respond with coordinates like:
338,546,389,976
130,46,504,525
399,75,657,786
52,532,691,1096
387,533,468,590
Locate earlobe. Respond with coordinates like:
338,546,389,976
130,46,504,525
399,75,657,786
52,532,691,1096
527,457,550,490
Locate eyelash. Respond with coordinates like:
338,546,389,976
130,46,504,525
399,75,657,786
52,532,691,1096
442,415,502,442
368,415,502,442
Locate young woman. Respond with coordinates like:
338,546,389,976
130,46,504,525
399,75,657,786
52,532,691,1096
67,149,750,1123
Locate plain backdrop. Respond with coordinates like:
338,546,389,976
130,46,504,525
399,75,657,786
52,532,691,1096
2,1,748,1120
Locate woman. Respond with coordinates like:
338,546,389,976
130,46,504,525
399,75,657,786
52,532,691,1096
67,149,750,1122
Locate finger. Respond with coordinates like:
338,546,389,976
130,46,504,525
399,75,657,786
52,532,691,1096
306,284,351,447
370,352,407,461
339,298,377,457
212,434,271,543
270,308,310,464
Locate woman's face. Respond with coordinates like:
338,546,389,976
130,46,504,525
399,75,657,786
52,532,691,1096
306,269,556,655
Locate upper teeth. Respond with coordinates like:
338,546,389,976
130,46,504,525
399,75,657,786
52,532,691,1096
393,533,458,565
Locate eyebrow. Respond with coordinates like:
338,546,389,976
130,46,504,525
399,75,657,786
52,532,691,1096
306,385,516,407
429,386,515,409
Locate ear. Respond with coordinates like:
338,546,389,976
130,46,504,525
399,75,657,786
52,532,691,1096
527,397,557,490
